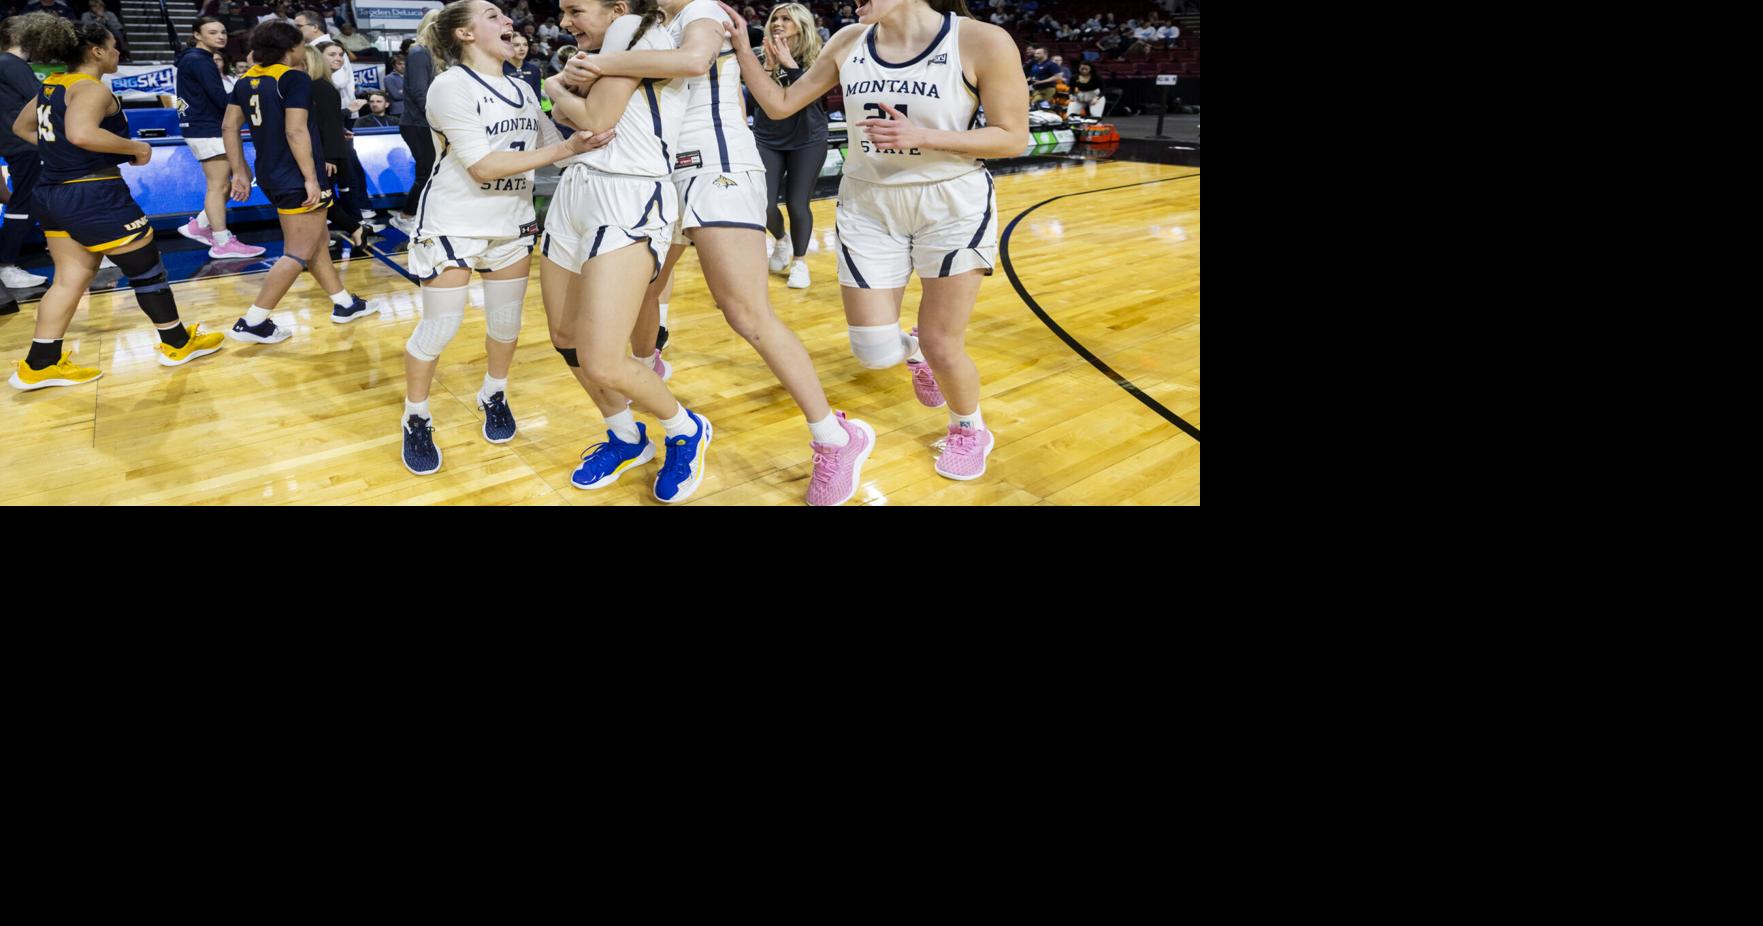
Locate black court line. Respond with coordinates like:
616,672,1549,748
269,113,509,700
999,174,1201,442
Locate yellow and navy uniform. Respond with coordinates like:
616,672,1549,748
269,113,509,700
31,73,152,253
233,64,331,214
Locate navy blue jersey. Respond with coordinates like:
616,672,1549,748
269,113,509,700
233,64,324,194
36,73,132,183
175,45,229,138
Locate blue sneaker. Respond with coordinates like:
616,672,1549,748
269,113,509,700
227,316,292,344
571,423,657,490
402,414,442,475
480,390,517,444
653,411,712,503
331,297,375,324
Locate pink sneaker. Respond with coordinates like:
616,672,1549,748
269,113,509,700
208,235,267,259
650,348,672,382
806,412,876,506
177,216,215,247
907,327,944,407
934,425,995,481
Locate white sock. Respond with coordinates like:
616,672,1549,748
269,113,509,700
604,409,640,443
951,406,985,431
480,374,507,402
660,403,698,438
405,398,431,420
196,212,211,229
212,228,233,244
244,305,272,325
904,329,926,364
807,413,849,447
658,301,670,326
329,289,354,308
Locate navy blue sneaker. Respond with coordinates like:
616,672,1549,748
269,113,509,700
572,423,656,490
653,411,712,503
331,297,375,324
402,414,442,475
226,316,292,344
479,390,517,444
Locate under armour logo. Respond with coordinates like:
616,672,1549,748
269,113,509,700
930,53,948,64
852,56,866,64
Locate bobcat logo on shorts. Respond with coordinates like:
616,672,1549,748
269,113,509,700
713,175,738,188
930,53,948,65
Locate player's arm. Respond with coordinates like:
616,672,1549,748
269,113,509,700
65,83,153,165
222,102,253,200
542,70,641,136
722,5,853,120
10,98,34,145
568,16,721,84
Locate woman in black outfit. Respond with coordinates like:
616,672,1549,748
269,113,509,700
305,43,365,247
750,2,826,290
391,14,436,236
1066,60,1107,119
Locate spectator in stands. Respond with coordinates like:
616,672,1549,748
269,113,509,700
548,42,574,74
354,90,396,127
1127,23,1157,56
508,32,541,98
1066,60,1104,119
218,0,253,35
79,0,122,57
538,17,560,44
743,6,763,48
1024,46,1060,106
1050,53,1070,84
259,1,295,26
1080,15,1102,35
383,51,404,117
1157,22,1180,46
1095,27,1124,59
31,0,74,21
988,8,1009,27
334,18,376,60
834,3,856,29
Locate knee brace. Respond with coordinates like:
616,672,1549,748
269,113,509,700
849,323,907,369
277,254,308,272
108,243,180,325
405,284,468,362
481,276,527,344
554,345,580,367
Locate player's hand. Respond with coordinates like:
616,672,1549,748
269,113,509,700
718,3,749,44
130,142,153,167
326,162,337,177
230,173,252,201
564,129,614,154
855,102,929,150
563,53,600,90
765,32,796,69
302,178,321,208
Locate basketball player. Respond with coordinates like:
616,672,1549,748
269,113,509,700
176,17,265,258
563,0,876,506
398,0,609,476
540,0,709,500
721,0,1027,479
7,16,226,390
221,20,371,346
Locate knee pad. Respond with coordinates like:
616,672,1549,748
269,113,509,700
481,277,527,344
109,244,180,324
849,323,907,369
405,284,468,362
554,345,580,367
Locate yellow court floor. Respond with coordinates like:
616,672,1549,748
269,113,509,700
0,159,1198,505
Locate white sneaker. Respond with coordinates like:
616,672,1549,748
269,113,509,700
0,264,47,288
359,209,376,221
389,213,418,236
768,235,792,273
787,259,810,289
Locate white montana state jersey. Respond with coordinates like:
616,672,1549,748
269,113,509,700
841,12,984,185
666,0,763,178
557,15,686,178
417,65,558,239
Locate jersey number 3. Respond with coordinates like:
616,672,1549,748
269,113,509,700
248,94,263,127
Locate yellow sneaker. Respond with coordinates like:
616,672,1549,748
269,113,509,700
10,353,103,391
157,323,226,367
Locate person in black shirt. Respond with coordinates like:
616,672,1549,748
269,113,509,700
305,42,364,245
1,12,49,289
751,3,826,290
353,89,396,127
1065,60,1106,119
